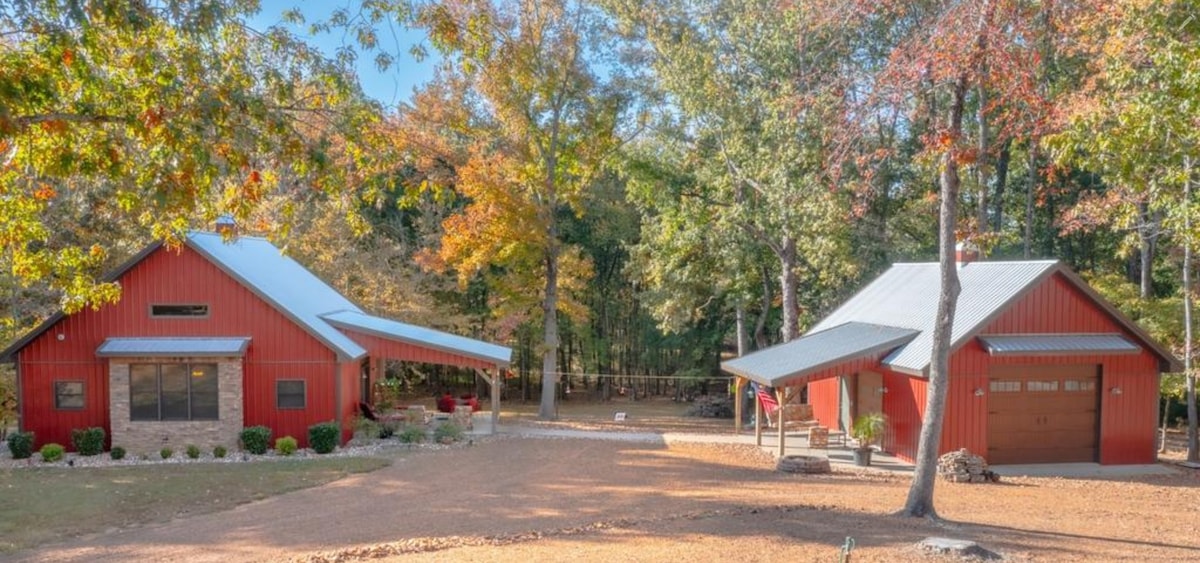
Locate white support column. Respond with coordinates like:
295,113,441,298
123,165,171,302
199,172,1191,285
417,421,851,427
754,392,763,446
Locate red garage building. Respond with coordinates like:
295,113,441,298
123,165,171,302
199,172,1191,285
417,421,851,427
1,231,511,452
722,253,1180,465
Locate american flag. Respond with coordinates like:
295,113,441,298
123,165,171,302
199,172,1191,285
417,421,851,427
753,382,779,417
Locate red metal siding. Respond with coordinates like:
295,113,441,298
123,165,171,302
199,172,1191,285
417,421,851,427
340,329,497,370
807,377,840,429
944,271,1162,464
881,369,925,462
18,244,338,449
338,361,361,443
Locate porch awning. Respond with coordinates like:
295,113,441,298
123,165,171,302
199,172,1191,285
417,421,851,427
977,334,1140,356
321,311,511,366
721,322,918,387
96,337,251,357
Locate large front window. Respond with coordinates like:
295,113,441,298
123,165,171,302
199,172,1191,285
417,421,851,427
130,363,218,421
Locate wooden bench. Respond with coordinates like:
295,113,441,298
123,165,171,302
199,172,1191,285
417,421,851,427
780,404,819,431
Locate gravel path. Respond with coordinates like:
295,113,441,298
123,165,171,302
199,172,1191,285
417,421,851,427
13,432,1200,562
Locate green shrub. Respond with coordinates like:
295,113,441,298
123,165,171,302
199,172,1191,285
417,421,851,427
308,422,340,454
186,444,201,459
110,446,126,460
239,425,272,455
6,431,34,459
40,443,64,462
378,419,399,439
213,445,227,458
160,447,173,459
70,427,106,456
397,425,426,444
275,436,298,456
433,422,464,444
352,416,380,441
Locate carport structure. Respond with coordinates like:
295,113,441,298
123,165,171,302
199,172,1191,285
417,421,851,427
723,323,918,457
721,253,1179,466
324,311,512,432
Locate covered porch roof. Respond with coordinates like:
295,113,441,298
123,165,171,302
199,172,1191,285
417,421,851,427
321,310,511,368
721,322,918,387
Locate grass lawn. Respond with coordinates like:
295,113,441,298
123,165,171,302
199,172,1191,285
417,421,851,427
0,456,391,554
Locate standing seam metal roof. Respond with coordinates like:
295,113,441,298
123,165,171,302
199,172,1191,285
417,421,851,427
720,322,919,387
977,334,1140,356
322,311,512,366
96,337,252,357
810,261,1060,373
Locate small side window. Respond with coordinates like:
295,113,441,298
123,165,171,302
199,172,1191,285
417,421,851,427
54,381,85,409
150,304,209,318
276,380,306,409
1027,380,1059,392
989,380,1020,393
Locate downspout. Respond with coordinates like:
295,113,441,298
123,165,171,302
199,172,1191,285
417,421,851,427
334,360,343,444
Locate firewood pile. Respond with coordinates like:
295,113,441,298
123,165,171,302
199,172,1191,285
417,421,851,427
937,448,1000,483
685,395,733,418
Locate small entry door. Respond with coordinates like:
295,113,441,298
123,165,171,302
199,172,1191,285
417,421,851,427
360,359,371,403
856,370,883,418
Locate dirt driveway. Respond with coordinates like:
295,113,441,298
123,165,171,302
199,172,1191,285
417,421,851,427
19,434,1200,562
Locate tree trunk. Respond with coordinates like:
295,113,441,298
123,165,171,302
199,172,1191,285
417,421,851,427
736,304,751,357
1024,141,1037,259
900,74,966,520
975,81,989,233
538,243,561,419
1161,395,1172,453
993,139,1011,231
779,236,800,342
754,264,771,349
1138,201,1157,299
1184,156,1197,461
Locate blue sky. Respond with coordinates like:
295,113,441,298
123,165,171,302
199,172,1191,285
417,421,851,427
247,0,438,107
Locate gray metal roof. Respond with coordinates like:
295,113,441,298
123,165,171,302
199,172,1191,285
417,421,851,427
721,322,919,387
322,311,512,366
96,337,251,357
978,334,1140,356
811,261,1059,373
187,232,368,360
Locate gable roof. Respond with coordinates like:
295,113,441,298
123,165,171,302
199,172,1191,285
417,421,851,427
810,260,1180,374
2,232,514,366
721,322,918,387
186,232,367,360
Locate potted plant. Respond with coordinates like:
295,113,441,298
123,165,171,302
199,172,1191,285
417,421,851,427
851,412,887,466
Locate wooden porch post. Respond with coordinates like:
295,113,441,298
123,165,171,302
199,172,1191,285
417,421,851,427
734,377,745,433
754,391,763,446
475,367,501,434
776,388,786,458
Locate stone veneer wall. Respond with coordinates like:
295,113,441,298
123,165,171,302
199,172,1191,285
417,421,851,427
109,357,244,453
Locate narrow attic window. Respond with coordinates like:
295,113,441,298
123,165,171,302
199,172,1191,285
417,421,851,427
150,304,209,318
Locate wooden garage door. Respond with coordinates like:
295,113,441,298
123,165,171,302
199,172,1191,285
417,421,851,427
987,365,1099,464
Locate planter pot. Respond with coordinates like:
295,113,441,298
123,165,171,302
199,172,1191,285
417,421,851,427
853,448,873,466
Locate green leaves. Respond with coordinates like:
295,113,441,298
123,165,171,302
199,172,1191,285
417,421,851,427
0,0,380,311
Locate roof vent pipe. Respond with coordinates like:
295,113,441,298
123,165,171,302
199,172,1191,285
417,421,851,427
215,214,237,237
956,241,980,267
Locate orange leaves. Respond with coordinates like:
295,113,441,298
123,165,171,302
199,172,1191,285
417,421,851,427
61,48,73,67
140,106,165,130
32,183,56,201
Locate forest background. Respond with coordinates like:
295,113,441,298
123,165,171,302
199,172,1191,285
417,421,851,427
0,0,1196,428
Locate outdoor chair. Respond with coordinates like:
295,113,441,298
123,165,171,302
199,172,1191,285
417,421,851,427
359,402,405,424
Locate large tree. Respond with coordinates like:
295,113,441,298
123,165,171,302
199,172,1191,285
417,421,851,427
608,0,856,344
0,0,379,312
397,0,630,419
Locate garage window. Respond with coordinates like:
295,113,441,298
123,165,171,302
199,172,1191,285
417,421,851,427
989,380,1020,392
1064,379,1096,392
1027,380,1059,392
276,380,306,409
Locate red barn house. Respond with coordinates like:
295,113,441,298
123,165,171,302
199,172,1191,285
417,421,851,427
1,231,511,453
722,253,1180,466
